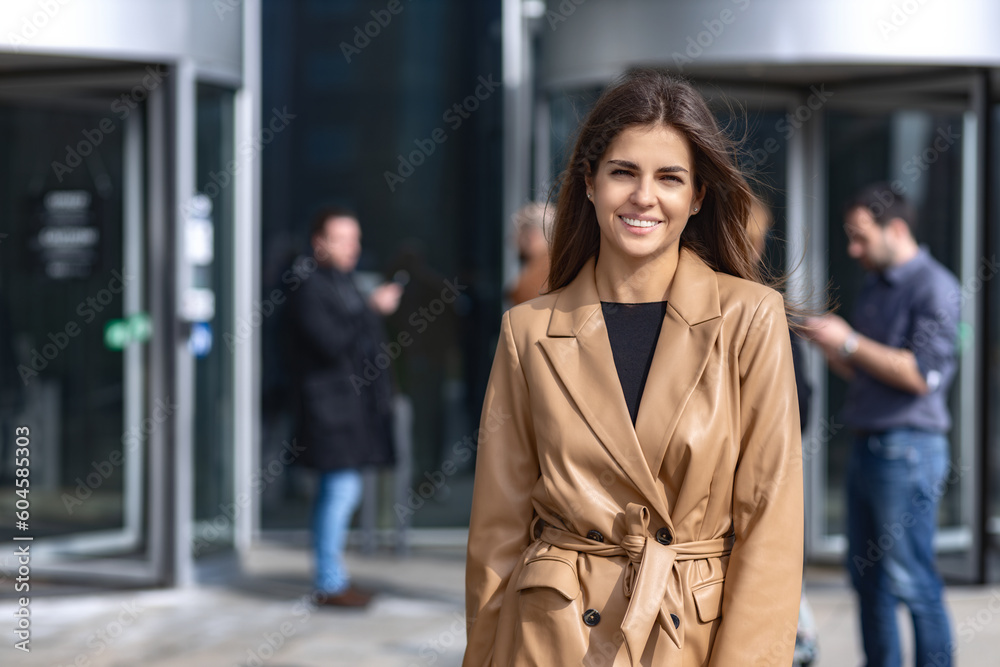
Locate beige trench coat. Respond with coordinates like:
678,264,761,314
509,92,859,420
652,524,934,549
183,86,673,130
463,248,803,667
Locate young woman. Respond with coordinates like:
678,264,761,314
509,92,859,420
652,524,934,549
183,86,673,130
463,70,803,666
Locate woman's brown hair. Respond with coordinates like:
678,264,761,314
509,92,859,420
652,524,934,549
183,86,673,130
546,68,767,292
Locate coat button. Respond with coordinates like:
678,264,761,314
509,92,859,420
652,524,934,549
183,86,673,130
583,609,601,626
655,527,673,545
670,613,680,629
586,530,604,542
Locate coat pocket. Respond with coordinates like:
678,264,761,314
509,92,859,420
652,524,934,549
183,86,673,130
692,579,725,623
510,548,586,665
514,553,581,600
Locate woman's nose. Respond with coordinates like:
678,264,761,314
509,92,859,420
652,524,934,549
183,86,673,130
630,178,655,206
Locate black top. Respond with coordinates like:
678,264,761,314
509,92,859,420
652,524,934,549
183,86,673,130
601,301,669,425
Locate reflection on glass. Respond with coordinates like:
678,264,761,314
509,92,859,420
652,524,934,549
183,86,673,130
0,104,131,542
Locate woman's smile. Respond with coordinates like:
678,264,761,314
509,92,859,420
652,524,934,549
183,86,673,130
586,123,704,262
619,214,663,231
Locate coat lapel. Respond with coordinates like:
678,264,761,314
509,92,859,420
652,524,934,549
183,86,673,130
634,249,722,477
538,258,669,521
537,249,722,525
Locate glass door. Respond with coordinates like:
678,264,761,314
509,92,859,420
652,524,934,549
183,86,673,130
807,73,985,582
0,70,164,584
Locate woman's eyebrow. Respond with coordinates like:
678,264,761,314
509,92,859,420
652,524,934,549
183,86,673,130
607,159,689,173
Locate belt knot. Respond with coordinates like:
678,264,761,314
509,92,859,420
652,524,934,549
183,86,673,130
620,504,650,599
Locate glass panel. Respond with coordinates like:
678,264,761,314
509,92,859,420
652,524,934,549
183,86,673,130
823,109,966,540
720,107,790,275
989,103,1000,579
0,102,147,554
260,0,503,532
548,86,602,186
191,84,236,555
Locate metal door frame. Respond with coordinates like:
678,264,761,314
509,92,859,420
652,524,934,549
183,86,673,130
0,65,170,584
802,71,987,583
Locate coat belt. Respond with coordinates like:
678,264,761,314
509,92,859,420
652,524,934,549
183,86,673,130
531,503,733,667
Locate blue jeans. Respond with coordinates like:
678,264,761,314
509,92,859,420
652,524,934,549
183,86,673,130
846,429,953,667
313,469,363,594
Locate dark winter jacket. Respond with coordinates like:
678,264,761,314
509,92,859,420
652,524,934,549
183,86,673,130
287,264,395,471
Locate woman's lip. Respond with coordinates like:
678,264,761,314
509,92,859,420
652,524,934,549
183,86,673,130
619,215,663,227
618,215,661,234
619,214,662,222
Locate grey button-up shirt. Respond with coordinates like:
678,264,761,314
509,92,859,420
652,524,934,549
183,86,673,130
841,247,961,433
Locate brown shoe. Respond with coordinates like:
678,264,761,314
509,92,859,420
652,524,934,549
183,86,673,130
315,586,373,608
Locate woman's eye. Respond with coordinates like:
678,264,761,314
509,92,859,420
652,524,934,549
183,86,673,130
611,169,632,176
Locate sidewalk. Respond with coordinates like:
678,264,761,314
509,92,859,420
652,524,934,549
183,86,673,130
4,539,999,666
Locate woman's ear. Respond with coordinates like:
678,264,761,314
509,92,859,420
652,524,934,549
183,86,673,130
584,165,594,198
692,183,707,214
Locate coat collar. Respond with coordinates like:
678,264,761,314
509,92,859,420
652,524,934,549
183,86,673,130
546,246,722,337
538,247,723,527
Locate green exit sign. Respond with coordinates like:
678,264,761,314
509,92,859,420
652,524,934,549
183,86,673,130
104,313,153,350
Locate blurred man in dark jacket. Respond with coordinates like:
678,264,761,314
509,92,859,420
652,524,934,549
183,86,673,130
288,207,401,607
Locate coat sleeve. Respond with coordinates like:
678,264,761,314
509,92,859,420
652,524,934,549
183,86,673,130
709,290,804,666
463,310,540,667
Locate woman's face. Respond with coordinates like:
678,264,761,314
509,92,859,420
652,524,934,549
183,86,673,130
585,123,704,265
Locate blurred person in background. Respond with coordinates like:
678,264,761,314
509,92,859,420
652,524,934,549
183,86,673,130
287,207,402,608
506,201,554,305
747,198,818,666
803,184,958,667
464,70,803,666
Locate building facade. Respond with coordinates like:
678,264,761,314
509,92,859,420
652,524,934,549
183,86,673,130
3,0,1000,590
0,0,261,587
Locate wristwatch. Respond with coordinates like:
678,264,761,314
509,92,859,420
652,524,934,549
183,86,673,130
840,331,860,358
